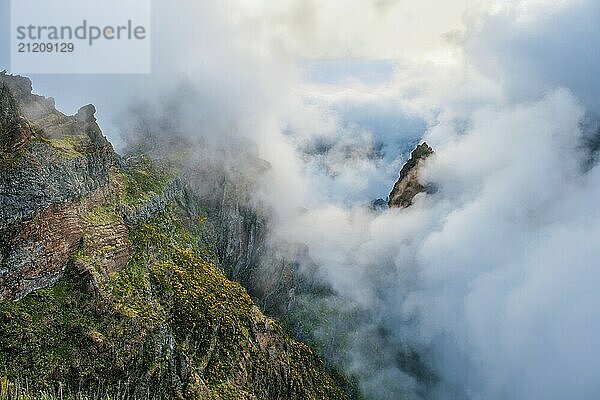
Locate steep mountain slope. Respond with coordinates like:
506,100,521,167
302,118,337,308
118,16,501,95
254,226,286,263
0,72,345,399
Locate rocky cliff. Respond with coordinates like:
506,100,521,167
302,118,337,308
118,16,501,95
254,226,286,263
0,73,345,399
388,142,434,208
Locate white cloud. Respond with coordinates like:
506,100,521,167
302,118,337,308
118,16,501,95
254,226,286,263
274,88,600,399
225,0,475,60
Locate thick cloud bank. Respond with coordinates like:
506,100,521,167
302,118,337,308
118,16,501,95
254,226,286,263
277,89,600,399
294,91,600,399
257,2,600,399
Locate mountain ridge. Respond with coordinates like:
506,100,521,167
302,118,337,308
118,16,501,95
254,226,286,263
0,73,346,399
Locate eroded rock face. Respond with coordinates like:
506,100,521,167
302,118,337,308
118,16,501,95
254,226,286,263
1,145,115,230
388,142,434,208
0,188,130,300
0,73,120,299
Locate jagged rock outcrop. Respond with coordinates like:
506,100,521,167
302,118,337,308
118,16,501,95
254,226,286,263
0,73,346,399
0,73,119,299
388,142,434,208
